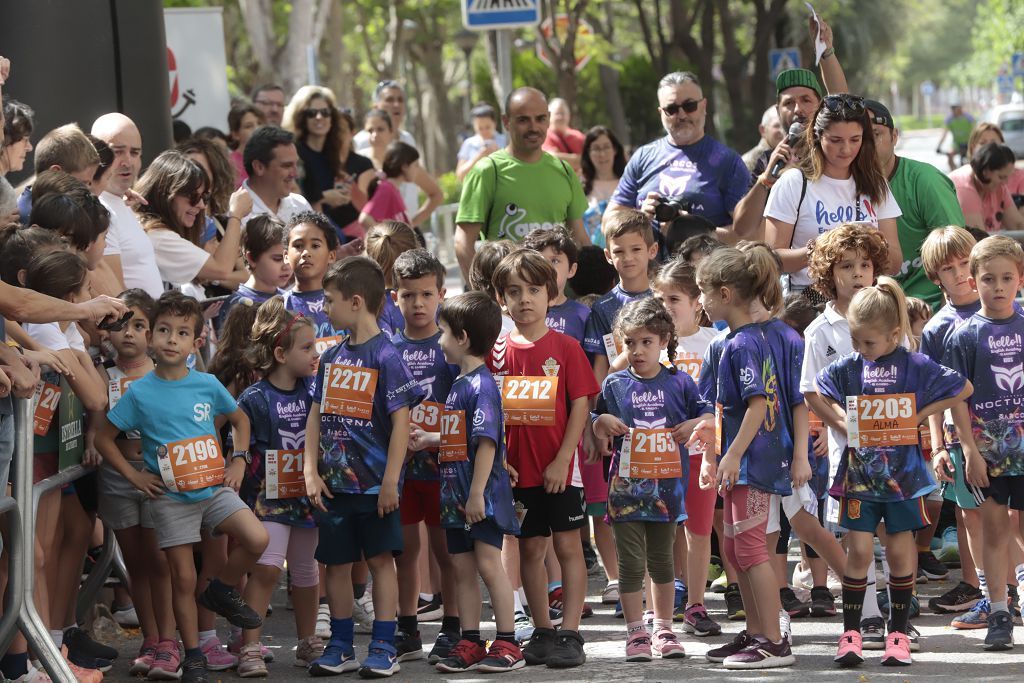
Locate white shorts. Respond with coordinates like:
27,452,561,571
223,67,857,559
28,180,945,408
766,484,818,534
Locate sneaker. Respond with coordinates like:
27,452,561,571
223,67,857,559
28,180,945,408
59,646,103,683
522,627,556,665
710,573,728,593
724,583,745,620
237,643,268,678
681,604,722,636
315,603,331,639
14,664,52,682
227,637,273,662
834,630,863,667
309,641,360,676
984,610,1015,651
427,631,458,664
905,622,921,652
64,626,119,662
393,630,423,662
112,605,140,628
780,586,810,618
791,561,813,592
359,641,400,678
810,586,837,617
549,606,564,628
929,580,982,613
705,630,754,663
181,655,207,683
613,601,623,619
779,609,792,643
354,593,375,633
415,594,442,621
722,635,795,669
652,628,686,659
513,611,534,642
295,636,325,668
624,631,652,662
827,568,842,593
197,583,262,630
881,631,912,666
200,636,237,671
860,616,885,650
916,566,929,584
582,542,599,574
146,639,182,680
674,579,688,612
434,639,486,673
581,602,594,619
477,639,526,672
706,562,724,588
129,641,156,676
918,551,949,581
602,580,620,604
952,597,991,629
546,630,586,668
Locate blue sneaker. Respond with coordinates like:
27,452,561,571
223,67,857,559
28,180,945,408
952,597,991,629
674,579,688,612
359,641,400,678
310,641,360,676
985,610,1015,651
614,601,623,618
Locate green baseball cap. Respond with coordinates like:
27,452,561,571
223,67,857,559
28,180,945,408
776,69,824,98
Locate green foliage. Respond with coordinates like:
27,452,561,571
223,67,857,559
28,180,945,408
437,171,462,205
618,55,675,146
961,0,1024,85
894,114,945,131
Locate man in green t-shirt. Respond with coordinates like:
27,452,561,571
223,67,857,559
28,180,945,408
455,87,589,282
936,103,976,171
867,99,966,310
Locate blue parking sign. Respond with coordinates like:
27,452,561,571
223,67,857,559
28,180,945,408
463,0,540,30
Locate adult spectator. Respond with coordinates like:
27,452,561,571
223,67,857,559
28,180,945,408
227,101,264,187
937,103,975,171
134,150,249,288
352,80,422,214
865,99,965,310
456,104,506,182
333,108,375,235
742,105,784,172
17,123,99,223
241,125,313,224
764,94,902,291
177,136,236,218
92,113,164,298
0,98,32,223
580,125,626,246
543,97,585,171
949,143,1024,233
455,87,589,282
251,83,286,127
603,71,748,241
194,126,231,153
358,141,440,229
964,122,1024,196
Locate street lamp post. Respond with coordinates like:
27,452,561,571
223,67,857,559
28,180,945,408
454,28,479,122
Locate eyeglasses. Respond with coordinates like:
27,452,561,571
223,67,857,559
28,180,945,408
660,99,702,117
185,191,211,207
823,94,865,118
304,107,333,119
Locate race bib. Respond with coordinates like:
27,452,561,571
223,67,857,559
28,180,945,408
265,449,305,499
411,401,444,434
674,356,703,381
315,336,343,355
439,410,468,462
714,402,723,455
808,410,824,435
602,332,621,359
32,381,61,436
321,363,378,420
108,377,141,439
497,376,558,426
157,434,224,492
919,424,932,454
618,428,682,479
845,393,917,449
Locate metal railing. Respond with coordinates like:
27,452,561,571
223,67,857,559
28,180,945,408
428,203,460,270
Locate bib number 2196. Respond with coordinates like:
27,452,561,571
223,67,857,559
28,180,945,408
158,435,224,492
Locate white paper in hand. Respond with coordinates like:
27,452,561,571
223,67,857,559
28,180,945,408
805,2,827,65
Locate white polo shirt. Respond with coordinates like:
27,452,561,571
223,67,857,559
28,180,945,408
243,180,313,226
100,192,164,298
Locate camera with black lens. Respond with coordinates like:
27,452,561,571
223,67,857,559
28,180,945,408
653,195,694,223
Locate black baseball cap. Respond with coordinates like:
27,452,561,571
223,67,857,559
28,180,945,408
864,99,894,129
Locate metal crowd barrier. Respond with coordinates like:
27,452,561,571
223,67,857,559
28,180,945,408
76,526,129,626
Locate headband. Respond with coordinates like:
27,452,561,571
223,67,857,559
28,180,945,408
273,314,304,348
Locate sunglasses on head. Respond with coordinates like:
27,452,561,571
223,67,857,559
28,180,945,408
660,99,701,116
304,107,333,119
823,94,866,117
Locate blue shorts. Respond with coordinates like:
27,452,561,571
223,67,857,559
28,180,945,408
445,518,505,555
941,445,985,510
314,492,403,566
838,495,930,534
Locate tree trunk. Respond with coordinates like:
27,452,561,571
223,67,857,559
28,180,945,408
598,63,630,146
322,0,351,106
485,31,509,109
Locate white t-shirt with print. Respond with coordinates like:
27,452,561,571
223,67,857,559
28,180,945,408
100,192,164,299
146,229,211,288
666,326,719,384
764,168,902,287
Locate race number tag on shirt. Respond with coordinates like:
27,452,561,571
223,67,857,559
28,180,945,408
602,333,622,359
265,449,305,499
674,357,702,381
157,434,224,492
808,410,824,436
845,393,917,449
496,376,558,426
714,403,723,455
107,377,134,408
439,410,468,462
32,381,61,436
322,363,378,420
411,401,444,434
315,336,343,355
618,428,682,479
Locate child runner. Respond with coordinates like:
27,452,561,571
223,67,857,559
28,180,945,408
364,221,418,338
215,214,292,334
283,211,339,339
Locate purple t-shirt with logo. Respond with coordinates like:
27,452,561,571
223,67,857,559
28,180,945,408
546,299,590,345
283,289,333,338
583,286,652,357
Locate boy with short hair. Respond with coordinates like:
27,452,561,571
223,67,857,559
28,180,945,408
304,256,426,677
944,235,1024,651
283,211,339,339
95,291,269,683
523,227,588,341
390,249,462,663
488,249,600,668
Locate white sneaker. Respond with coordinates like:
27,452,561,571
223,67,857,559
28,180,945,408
514,610,534,642
112,605,140,628
779,608,792,643
316,603,331,639
710,573,729,593
353,593,375,634
827,568,843,593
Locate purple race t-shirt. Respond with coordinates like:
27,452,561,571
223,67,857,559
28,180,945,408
583,285,652,357
546,299,590,345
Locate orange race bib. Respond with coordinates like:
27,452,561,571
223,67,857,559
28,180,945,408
411,401,444,434
321,363,378,420
673,356,703,382
808,410,824,435
107,377,135,408
157,434,224,492
265,449,305,499
618,428,682,479
845,393,918,449
439,410,468,462
315,336,343,355
602,332,622,359
497,376,558,426
714,402,723,455
32,381,61,436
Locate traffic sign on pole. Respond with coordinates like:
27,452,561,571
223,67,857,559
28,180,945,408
463,0,540,31
536,14,595,72
769,48,801,81
1013,52,1024,78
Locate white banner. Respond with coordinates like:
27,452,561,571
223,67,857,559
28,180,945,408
163,7,231,132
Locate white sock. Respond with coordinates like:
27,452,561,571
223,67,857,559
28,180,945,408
1015,564,1024,587
513,591,524,613
199,629,217,644
992,599,1009,613
517,587,527,605
861,565,882,619
978,568,989,599
50,630,63,648
418,592,433,602
879,545,891,581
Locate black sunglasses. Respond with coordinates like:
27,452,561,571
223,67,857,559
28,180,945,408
823,94,865,117
186,191,211,207
660,99,702,116
304,107,333,120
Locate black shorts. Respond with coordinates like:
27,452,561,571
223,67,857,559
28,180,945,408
446,518,505,555
314,493,403,565
982,475,1024,511
513,486,586,538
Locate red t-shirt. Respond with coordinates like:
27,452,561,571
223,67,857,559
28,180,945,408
487,329,600,488
543,127,585,156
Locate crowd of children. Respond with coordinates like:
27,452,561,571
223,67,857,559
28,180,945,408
9,202,1024,681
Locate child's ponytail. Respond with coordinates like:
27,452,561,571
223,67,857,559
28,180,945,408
847,275,915,351
737,241,784,316
655,257,712,327
613,297,679,373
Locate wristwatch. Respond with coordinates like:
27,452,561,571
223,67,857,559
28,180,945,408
232,450,252,465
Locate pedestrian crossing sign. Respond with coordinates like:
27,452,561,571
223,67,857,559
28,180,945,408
770,48,801,81
463,0,540,30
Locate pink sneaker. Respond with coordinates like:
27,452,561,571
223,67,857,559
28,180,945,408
834,630,863,667
881,631,912,666
147,639,182,680
652,628,686,659
625,631,653,662
228,635,275,663
201,636,238,671
129,640,157,676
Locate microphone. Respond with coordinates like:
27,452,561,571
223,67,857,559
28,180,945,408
769,122,805,179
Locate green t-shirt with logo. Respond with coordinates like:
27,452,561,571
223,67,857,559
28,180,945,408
889,156,966,310
456,149,588,241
